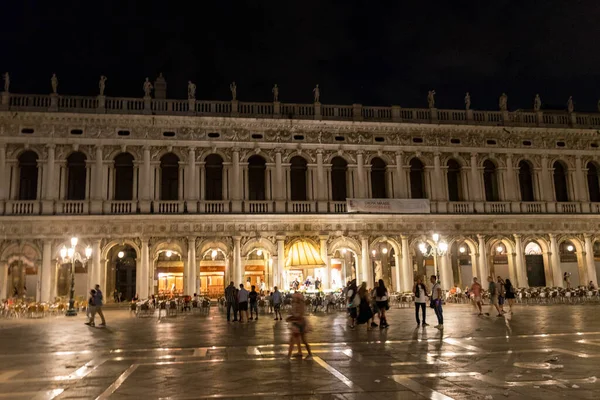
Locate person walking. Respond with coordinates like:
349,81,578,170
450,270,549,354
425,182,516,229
249,285,259,320
272,286,283,320
346,279,359,329
237,284,249,323
504,278,516,312
356,282,375,331
497,276,506,313
93,284,106,326
471,277,483,315
286,291,313,359
414,277,429,327
375,279,389,329
485,276,502,317
430,275,443,329
85,289,97,327
370,283,379,328
225,281,238,322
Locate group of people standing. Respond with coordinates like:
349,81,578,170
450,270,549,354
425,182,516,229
224,282,284,322
469,276,516,317
413,275,445,329
344,279,391,331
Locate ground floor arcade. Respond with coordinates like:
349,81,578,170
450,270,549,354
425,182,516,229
1,214,600,302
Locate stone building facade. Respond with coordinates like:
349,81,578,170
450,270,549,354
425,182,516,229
1,88,600,301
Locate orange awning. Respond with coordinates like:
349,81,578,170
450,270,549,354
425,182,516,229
285,240,325,269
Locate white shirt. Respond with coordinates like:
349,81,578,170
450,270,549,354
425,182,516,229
415,284,428,303
432,283,442,300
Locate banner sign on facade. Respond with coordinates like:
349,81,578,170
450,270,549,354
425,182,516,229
346,198,431,214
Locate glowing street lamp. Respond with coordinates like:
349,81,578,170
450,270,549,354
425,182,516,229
419,233,448,281
60,237,92,317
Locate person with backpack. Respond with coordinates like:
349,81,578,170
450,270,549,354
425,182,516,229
375,279,389,329
414,277,429,327
346,279,359,329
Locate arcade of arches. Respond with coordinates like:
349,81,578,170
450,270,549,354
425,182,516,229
1,232,599,302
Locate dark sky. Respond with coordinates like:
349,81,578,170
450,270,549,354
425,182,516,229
1,0,599,111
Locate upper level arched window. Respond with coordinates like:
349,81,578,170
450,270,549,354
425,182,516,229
518,160,535,202
482,160,499,201
371,157,387,199
446,159,462,201
553,161,569,202
409,158,426,199
160,153,179,201
587,162,600,202
290,156,308,201
331,156,348,201
66,152,87,200
205,154,224,201
18,151,39,200
248,155,266,201
114,153,134,201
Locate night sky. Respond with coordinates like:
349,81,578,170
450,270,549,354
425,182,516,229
1,0,599,111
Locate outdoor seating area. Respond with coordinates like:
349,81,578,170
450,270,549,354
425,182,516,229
133,295,212,318
0,298,86,319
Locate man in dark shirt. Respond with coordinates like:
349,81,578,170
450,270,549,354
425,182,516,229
224,281,238,322
249,285,259,320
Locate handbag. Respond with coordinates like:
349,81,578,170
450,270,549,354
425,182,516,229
349,293,361,308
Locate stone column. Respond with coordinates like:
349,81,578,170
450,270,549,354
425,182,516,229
584,234,598,287
186,148,197,212
0,260,7,301
138,146,151,213
440,252,453,290
549,234,562,287
575,156,586,202
433,152,442,200
42,145,56,214
395,152,407,199
187,237,197,295
90,240,102,290
0,144,6,202
233,236,242,285
231,148,241,212
140,239,150,298
41,240,53,302
470,153,482,201
274,150,285,211
91,146,103,213
360,236,373,287
276,236,285,288
319,236,330,289
505,154,516,201
540,155,553,202
513,234,528,288
400,235,411,292
477,234,489,280
356,151,366,198
316,150,327,211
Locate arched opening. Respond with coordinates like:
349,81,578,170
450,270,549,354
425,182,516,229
587,162,600,202
285,239,325,289
205,154,223,201
66,152,87,200
18,151,39,200
106,245,137,302
450,241,476,289
160,153,179,201
559,241,579,287
290,156,308,201
248,155,266,201
244,247,271,290
155,249,184,297
114,153,134,201
483,160,499,201
409,158,426,199
370,241,399,291
5,245,39,300
524,241,546,287
199,247,227,298
331,156,348,201
553,161,569,202
446,159,462,201
518,160,535,202
331,248,358,289
371,157,387,198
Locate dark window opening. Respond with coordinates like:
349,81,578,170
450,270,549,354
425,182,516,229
66,152,86,200
371,157,387,198
248,155,266,201
160,153,179,200
205,154,223,201
290,156,307,201
483,160,499,201
117,130,130,136
251,134,263,139
447,159,462,201
331,157,348,201
486,139,497,145
334,136,345,141
374,137,385,143
70,129,83,135
587,162,600,202
163,131,175,138
412,137,423,143
20,128,34,134
18,151,38,200
114,153,134,201
518,160,535,202
207,132,220,138
522,140,532,146
450,138,461,144
409,158,426,199
553,161,569,202
293,135,305,141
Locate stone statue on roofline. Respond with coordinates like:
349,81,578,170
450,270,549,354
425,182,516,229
499,92,508,111
3,72,9,92
230,82,237,101
272,84,279,102
143,77,153,97
533,94,541,112
99,75,107,96
427,90,436,108
567,96,574,113
51,74,58,94
464,92,471,110
313,84,320,103
187,81,196,99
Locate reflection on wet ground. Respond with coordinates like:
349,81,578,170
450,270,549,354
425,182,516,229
0,304,599,399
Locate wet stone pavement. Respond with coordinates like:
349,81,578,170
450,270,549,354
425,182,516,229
1,304,600,399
